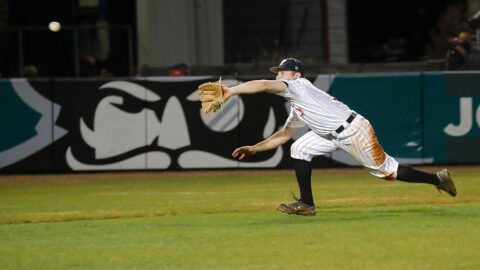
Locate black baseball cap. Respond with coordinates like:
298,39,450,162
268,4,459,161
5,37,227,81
269,58,305,76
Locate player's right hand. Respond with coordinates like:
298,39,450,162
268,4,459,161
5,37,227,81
232,146,257,160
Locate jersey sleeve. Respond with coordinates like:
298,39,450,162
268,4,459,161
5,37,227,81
284,109,305,128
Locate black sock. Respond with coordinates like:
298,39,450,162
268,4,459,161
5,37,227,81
293,158,314,205
396,165,440,186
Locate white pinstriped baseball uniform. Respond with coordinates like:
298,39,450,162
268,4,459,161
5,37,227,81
277,78,399,180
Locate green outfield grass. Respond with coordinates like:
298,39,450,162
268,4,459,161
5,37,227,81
0,170,479,269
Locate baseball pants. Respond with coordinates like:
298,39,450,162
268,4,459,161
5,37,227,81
290,114,399,180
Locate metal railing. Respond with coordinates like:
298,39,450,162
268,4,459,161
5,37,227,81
1,25,133,77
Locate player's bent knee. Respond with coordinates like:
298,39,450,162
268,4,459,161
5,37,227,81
363,154,399,181
364,163,397,181
366,168,396,181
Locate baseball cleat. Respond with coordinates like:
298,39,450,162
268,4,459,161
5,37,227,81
276,200,316,216
436,169,457,197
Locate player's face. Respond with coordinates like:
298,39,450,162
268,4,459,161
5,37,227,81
276,70,299,80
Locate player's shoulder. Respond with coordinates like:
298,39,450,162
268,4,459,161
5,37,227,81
282,77,310,84
282,77,312,88
282,77,309,82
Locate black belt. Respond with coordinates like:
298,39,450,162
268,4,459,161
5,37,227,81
334,112,357,134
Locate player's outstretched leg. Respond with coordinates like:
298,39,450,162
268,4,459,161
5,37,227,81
276,158,316,216
396,165,457,196
293,159,314,205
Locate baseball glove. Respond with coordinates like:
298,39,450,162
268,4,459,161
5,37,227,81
198,77,227,114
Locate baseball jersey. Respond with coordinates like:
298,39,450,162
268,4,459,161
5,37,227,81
277,78,354,137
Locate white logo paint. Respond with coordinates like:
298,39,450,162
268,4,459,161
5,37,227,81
444,97,480,137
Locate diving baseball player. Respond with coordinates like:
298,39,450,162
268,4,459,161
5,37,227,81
225,58,457,216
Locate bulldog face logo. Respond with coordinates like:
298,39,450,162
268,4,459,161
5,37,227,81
0,77,288,172
64,78,286,171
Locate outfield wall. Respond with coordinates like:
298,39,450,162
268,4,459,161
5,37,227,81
1,72,479,172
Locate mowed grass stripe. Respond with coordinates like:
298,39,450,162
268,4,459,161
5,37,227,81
0,204,479,270
0,171,478,224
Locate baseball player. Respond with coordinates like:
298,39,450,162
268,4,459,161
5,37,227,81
226,58,457,216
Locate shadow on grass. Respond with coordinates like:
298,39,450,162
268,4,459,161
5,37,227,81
223,204,480,227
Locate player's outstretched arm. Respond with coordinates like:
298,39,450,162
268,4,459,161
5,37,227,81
224,80,287,99
232,126,298,160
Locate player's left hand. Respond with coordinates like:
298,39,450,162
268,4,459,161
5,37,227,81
198,77,229,114
222,85,231,99
232,146,257,160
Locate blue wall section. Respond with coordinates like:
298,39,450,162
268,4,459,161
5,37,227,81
422,72,447,163
329,73,423,162
423,72,480,164
0,80,41,152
